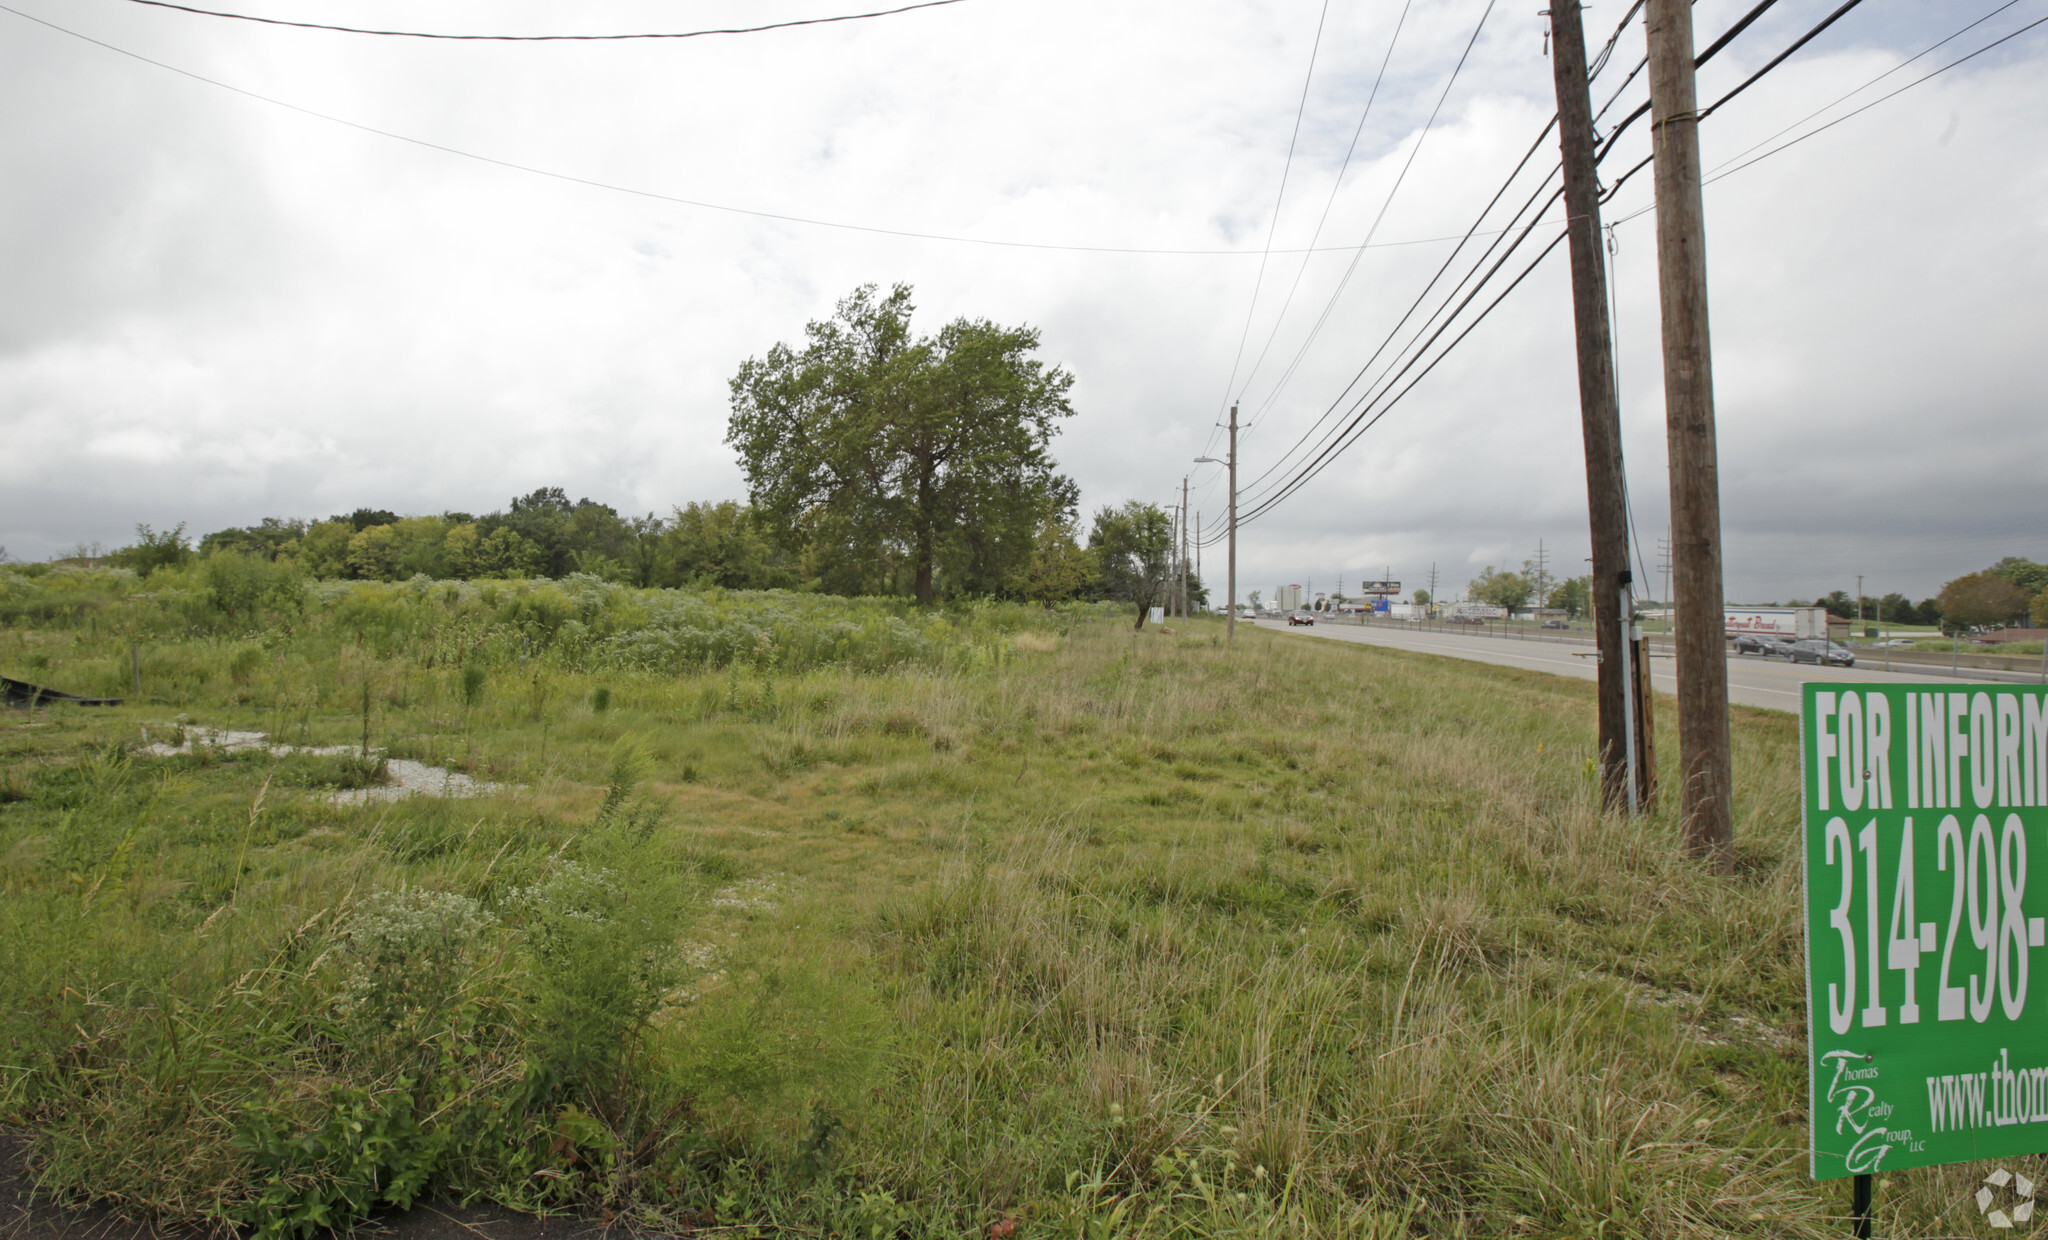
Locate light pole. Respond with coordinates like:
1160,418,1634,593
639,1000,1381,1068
1196,404,1236,645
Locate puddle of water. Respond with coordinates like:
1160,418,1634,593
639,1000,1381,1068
330,759,504,805
138,727,352,758
140,726,506,804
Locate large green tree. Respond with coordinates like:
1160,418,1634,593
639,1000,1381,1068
726,284,1077,605
1467,565,1532,612
1550,574,1591,619
1937,571,2031,631
1087,501,1172,629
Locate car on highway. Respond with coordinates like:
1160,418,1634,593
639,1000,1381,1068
1787,639,1856,667
1237,608,1258,621
1541,619,1569,630
1287,610,1315,626
1732,632,1776,654
1751,636,1798,658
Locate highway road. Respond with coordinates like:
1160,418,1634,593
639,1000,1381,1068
1264,620,2029,712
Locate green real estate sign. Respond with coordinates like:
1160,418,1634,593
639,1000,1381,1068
1802,683,2048,1179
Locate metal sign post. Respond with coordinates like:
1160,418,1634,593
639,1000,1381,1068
1800,683,2048,1233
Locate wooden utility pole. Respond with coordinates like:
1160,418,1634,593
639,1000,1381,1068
1646,0,1733,866
1227,405,1238,643
1180,475,1191,620
1547,0,1638,812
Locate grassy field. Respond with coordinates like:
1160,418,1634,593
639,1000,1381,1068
0,568,2031,1237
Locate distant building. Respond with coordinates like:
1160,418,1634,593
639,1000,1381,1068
1276,584,1304,610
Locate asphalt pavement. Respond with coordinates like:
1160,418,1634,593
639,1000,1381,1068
1262,620,2031,712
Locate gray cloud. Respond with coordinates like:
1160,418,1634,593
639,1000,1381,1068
1,0,2041,604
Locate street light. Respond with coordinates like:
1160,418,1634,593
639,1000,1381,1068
1194,401,1238,646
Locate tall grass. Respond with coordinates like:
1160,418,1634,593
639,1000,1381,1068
1,581,2030,1236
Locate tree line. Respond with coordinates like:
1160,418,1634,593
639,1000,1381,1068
1453,552,2048,634
1796,557,2048,632
71,286,1202,620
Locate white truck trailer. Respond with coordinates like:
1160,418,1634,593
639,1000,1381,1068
1722,607,1828,641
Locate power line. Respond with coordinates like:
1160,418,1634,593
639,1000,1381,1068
1225,229,1570,529
0,1,1554,258
117,0,975,41
1592,0,1806,167
1237,0,1499,434
1211,0,1883,537
1697,0,1871,121
1586,0,1647,79
1610,5,2048,226
1233,141,1565,502
1694,9,2048,183
1227,0,1414,411
1232,0,1647,461
1699,0,2026,179
1230,189,1568,518
1214,191,1576,537
1215,0,1336,422
1217,0,2040,541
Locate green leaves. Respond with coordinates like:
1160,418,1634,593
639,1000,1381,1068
727,283,1077,604
1087,500,1172,619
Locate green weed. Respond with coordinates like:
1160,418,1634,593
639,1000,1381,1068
0,577,2008,1236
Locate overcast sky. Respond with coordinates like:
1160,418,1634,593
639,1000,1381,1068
2,0,2043,603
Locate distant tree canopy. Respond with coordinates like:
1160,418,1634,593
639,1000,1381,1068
1467,565,1532,612
1797,555,2047,630
1938,571,2032,631
1988,556,2048,597
1550,575,1591,619
727,284,1077,605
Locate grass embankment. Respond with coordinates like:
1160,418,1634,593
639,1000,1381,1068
0,570,2025,1236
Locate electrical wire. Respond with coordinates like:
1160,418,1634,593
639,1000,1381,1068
1700,0,2025,179
1609,6,2048,227
117,0,974,41
1230,0,1648,461
1596,0,1880,208
0,1,1558,258
1237,0,1499,435
1594,0,1801,165
1234,153,1564,501
1213,0,1336,428
1697,0,1871,119
1210,0,1889,538
1702,8,2048,180
1587,0,1647,78
1226,230,1570,528
1229,180,1567,516
1225,0,1414,415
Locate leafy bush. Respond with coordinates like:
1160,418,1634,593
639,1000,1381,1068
203,552,303,620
